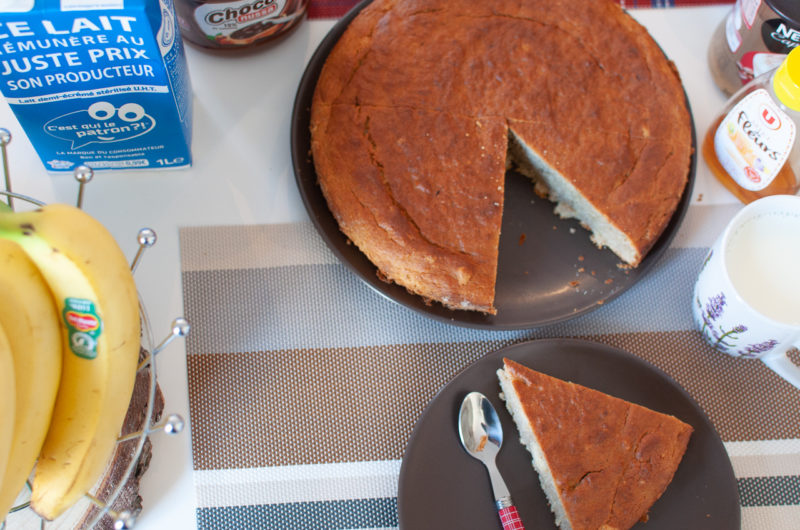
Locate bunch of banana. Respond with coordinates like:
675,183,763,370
0,204,141,522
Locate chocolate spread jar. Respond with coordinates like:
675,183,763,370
175,0,308,50
709,0,800,96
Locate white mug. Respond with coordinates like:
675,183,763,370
692,194,800,389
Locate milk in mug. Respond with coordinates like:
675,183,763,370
0,0,192,172
726,210,800,325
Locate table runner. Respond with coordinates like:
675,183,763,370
307,0,735,19
180,201,800,529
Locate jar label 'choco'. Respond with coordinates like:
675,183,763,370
193,0,290,43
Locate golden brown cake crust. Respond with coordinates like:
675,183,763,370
502,358,693,530
310,0,692,313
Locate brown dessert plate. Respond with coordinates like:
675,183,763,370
397,338,740,529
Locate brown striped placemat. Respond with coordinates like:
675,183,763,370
180,203,800,529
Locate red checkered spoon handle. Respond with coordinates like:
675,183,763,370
497,500,524,529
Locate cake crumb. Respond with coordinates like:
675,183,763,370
552,225,557,230
569,227,576,234
597,300,605,305
569,280,580,287
519,233,527,245
591,270,596,276
605,278,613,284
697,193,704,202
578,267,585,273
578,255,585,261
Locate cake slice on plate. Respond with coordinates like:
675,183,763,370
497,358,693,530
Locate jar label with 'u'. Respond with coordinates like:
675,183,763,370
714,88,795,191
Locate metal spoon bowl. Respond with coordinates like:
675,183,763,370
459,392,503,459
458,391,525,530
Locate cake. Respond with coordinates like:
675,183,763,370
310,0,692,314
497,358,693,530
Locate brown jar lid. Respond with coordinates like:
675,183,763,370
766,0,800,25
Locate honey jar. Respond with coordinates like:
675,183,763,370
704,47,800,203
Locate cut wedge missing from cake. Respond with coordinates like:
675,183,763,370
497,358,693,530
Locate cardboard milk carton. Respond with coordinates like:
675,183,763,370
0,0,192,172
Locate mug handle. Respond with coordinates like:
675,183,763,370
761,345,800,390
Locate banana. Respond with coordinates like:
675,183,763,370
0,323,16,506
0,239,63,522
0,204,140,521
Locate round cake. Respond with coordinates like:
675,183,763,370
310,0,692,315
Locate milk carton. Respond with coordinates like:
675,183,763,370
0,0,192,172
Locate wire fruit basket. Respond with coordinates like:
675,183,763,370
0,130,188,529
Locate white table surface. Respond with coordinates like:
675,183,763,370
0,4,738,529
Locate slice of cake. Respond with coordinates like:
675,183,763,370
497,358,693,530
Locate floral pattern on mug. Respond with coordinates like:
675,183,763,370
738,339,780,358
696,292,779,358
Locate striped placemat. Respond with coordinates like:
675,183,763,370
179,201,800,529
307,0,735,19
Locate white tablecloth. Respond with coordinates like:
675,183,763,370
0,5,761,529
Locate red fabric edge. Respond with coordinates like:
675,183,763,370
307,0,734,20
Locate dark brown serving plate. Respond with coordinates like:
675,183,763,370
290,1,697,330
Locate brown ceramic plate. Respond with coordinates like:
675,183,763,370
397,338,740,529
290,1,697,330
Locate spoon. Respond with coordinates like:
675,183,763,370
458,391,525,530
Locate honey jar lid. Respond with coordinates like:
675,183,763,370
773,47,800,111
